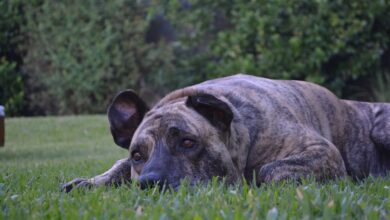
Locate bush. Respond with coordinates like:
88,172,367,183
23,0,175,115
165,0,390,98
0,0,25,116
3,0,390,115
0,59,24,115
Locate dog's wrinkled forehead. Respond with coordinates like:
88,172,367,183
130,99,206,147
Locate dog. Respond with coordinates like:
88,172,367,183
62,74,390,192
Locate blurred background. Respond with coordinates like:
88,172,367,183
1,0,390,116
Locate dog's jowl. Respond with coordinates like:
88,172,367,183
62,74,390,192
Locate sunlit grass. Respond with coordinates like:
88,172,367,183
1,116,389,219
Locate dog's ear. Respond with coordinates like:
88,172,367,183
108,90,149,149
186,94,233,131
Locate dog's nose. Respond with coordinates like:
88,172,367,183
139,173,165,190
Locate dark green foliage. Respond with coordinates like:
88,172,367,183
166,0,390,98
1,0,390,115
23,0,175,115
0,60,24,115
0,0,25,116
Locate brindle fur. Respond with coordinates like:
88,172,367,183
62,74,390,192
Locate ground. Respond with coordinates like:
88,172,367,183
0,115,389,219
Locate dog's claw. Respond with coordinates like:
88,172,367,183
61,178,91,193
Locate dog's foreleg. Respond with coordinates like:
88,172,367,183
61,158,132,193
255,138,347,184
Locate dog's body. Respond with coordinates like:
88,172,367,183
62,74,390,192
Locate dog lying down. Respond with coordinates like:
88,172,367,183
62,74,390,192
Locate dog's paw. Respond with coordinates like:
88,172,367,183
61,178,93,193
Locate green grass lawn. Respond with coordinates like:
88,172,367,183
1,116,389,219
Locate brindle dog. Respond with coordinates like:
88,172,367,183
62,74,390,192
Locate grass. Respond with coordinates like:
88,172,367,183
1,115,389,219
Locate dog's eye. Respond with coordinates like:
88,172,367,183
181,139,196,148
132,152,143,162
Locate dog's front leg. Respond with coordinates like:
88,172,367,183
254,137,347,185
61,158,132,193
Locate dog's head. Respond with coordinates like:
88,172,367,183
107,90,241,189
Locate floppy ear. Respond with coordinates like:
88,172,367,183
186,94,233,131
108,90,149,149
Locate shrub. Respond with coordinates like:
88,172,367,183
0,0,25,116
3,0,390,115
165,0,390,98
23,0,175,115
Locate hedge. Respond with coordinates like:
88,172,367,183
1,0,390,115
166,0,390,98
